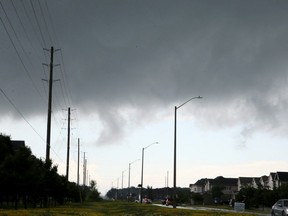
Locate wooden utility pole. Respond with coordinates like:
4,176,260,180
45,46,54,164
43,46,60,164
66,107,71,180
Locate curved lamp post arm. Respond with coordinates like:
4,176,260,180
128,159,140,202
176,96,202,109
140,142,159,203
173,96,202,208
144,141,159,150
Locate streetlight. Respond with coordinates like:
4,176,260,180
140,142,159,203
121,169,127,199
128,159,140,201
173,96,202,208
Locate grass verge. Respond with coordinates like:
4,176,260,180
0,201,260,216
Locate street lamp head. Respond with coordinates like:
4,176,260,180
144,142,159,150
177,96,203,109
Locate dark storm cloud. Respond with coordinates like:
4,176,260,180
1,0,288,144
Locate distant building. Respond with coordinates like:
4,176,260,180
268,172,276,189
190,176,238,199
189,178,206,193
274,172,288,188
190,171,288,197
259,175,269,189
252,177,261,189
238,177,253,191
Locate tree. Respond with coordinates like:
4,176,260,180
0,134,90,208
236,186,256,209
0,134,13,163
87,180,101,201
146,186,154,200
176,188,190,204
191,192,203,205
211,186,224,202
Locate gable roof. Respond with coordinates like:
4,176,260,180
239,177,253,184
276,172,288,181
194,178,207,186
261,175,268,182
269,172,276,179
209,176,238,186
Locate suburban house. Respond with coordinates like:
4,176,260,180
190,176,238,199
238,177,253,191
211,176,238,197
252,177,261,188
274,172,288,188
259,175,269,189
190,172,288,198
268,172,276,189
189,178,206,193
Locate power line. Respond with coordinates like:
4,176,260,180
0,88,45,143
11,0,33,49
1,0,77,165
37,0,53,45
0,2,43,100
30,0,47,48
12,0,49,78
20,0,45,54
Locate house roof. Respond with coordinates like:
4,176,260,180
253,177,261,183
209,176,238,186
270,172,276,179
261,175,268,182
194,178,207,186
190,178,208,188
239,177,254,185
276,172,288,181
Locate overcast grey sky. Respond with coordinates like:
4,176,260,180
1,0,288,193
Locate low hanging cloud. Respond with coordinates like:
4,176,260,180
1,0,288,145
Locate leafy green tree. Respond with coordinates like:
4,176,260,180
211,186,224,201
191,192,203,205
0,134,89,208
0,134,13,162
236,186,256,209
106,188,117,199
87,180,101,201
146,186,154,200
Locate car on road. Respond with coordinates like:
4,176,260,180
271,199,288,216
135,198,152,204
165,198,174,206
143,198,152,204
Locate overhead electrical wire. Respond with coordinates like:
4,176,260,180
29,0,47,48
0,88,45,143
11,0,34,51
20,0,46,62
37,0,53,45
1,0,79,166
0,2,44,100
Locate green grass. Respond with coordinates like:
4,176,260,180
0,201,259,216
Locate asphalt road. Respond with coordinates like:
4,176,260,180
153,204,271,216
